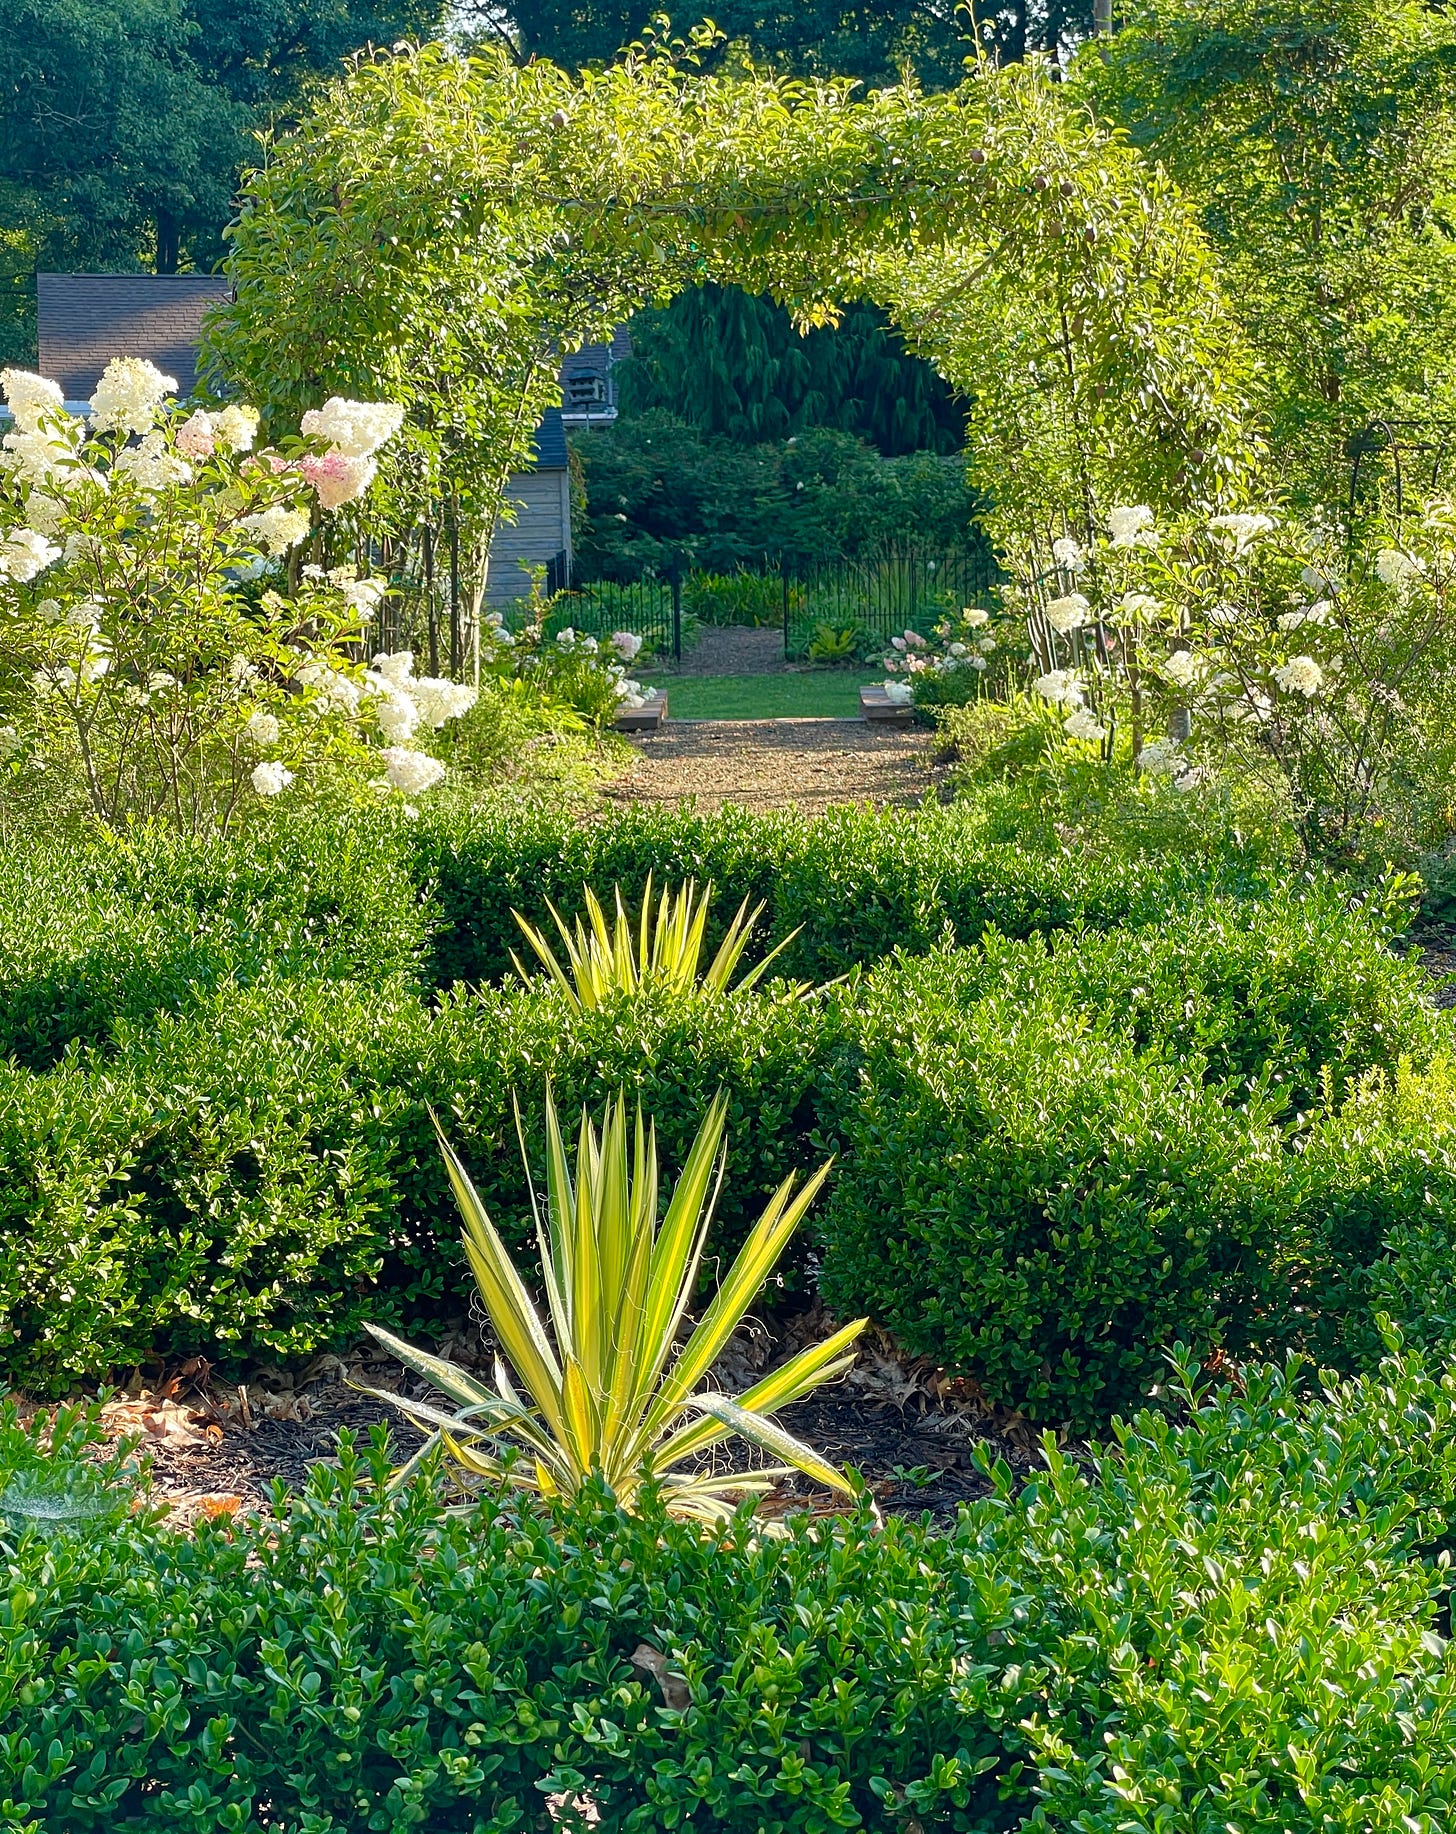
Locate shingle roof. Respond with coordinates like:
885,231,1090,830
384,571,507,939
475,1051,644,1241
37,273,232,402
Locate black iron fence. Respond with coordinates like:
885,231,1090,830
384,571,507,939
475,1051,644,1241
557,544,1000,663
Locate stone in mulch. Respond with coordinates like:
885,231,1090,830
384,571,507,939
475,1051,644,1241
604,717,949,814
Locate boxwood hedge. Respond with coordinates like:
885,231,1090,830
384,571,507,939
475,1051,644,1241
0,807,1449,1420
4,1346,1456,1832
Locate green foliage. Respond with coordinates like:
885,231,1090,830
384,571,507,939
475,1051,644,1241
5,1345,1456,1830
805,619,859,661
572,415,988,582
0,0,444,297
681,568,784,627
1078,0,1456,502
817,892,1442,1424
618,284,966,454
511,876,801,1008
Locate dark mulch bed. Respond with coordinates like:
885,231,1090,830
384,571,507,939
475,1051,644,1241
79,1307,1054,1530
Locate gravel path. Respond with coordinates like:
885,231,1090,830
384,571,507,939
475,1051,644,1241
605,717,948,813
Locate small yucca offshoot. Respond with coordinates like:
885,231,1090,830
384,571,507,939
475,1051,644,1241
366,1089,864,1520
509,873,804,1008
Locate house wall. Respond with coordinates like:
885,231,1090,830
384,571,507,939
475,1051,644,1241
486,467,572,606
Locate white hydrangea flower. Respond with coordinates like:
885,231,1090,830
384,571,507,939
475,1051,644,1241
297,659,364,716
1045,592,1091,634
616,678,647,709
0,724,21,761
410,676,478,728
611,629,644,661
1205,601,1244,627
24,492,65,538
301,450,378,509
373,687,421,742
1051,536,1085,572
246,710,281,747
961,607,990,628
882,679,914,705
1137,737,1183,777
1,368,65,431
1107,505,1158,548
2,428,74,487
300,398,405,458
1272,655,1324,697
175,410,220,460
240,505,311,556
1034,668,1084,707
89,357,177,435
0,527,61,581
213,405,259,453
1208,511,1275,553
1375,549,1423,591
1116,592,1162,624
1162,648,1204,688
379,746,446,793
337,574,386,618
251,760,294,796
1063,706,1106,743
113,430,192,490
1277,600,1331,630
370,650,416,687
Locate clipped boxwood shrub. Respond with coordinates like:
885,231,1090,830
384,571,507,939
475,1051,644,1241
0,976,833,1390
817,955,1292,1426
5,1349,1456,1832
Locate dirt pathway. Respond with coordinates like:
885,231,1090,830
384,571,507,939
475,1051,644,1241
664,625,788,675
605,716,948,813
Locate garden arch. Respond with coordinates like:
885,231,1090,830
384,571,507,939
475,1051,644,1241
211,36,1258,607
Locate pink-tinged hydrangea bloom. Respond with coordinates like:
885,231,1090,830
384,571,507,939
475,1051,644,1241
301,450,377,509
175,410,217,460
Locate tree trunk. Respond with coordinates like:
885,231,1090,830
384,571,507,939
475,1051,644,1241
155,211,180,276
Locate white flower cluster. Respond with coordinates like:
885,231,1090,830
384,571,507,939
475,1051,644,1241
251,760,294,796
611,629,643,661
1045,591,1090,634
366,650,478,740
1136,737,1184,777
1107,505,1158,549
1051,536,1085,572
378,745,446,794
0,527,61,583
1272,655,1324,698
89,357,177,436
240,505,312,556
113,430,192,491
1,368,65,431
1375,549,1423,592
1034,667,1085,707
1208,511,1275,554
302,564,387,620
175,404,259,460
299,398,405,511
1277,599,1331,631
1063,706,1106,742
1162,648,1205,688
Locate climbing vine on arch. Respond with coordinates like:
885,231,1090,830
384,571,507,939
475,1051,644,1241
207,31,1257,618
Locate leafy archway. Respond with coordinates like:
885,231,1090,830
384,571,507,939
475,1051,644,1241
208,31,1257,616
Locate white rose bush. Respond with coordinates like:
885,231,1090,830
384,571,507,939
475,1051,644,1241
0,362,477,833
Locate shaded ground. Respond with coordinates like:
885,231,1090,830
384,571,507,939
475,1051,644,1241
659,625,789,676
605,717,948,813
96,1314,1050,1531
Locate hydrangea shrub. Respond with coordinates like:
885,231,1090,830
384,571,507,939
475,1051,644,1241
0,362,478,832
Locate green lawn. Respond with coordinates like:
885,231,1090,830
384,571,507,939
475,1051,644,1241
646,670,882,720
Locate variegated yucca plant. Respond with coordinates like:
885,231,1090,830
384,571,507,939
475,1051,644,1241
367,1089,864,1521
510,874,804,1008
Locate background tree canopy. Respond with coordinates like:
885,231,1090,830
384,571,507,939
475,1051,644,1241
0,0,447,361
1077,0,1456,503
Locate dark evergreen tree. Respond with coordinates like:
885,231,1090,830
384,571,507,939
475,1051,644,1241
617,284,966,456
